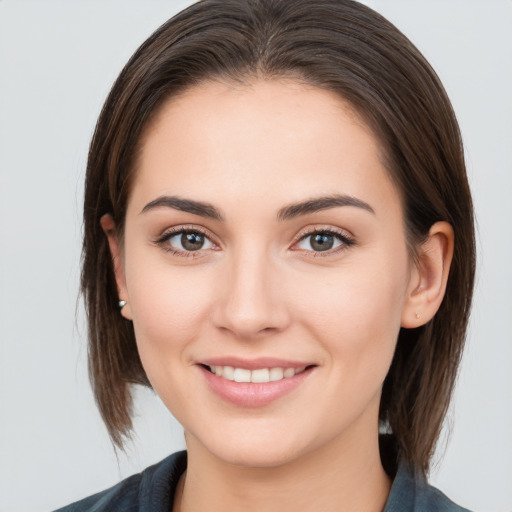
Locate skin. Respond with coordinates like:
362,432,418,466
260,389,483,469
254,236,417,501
102,79,454,512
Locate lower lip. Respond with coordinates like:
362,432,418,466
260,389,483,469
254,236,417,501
199,366,313,407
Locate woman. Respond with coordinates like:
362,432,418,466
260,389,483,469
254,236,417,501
56,0,475,510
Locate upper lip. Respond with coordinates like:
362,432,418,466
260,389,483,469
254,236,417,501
199,357,315,370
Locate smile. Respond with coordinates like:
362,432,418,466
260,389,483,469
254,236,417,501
199,360,315,407
206,365,307,383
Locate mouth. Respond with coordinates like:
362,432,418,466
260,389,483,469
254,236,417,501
201,364,311,383
197,359,316,407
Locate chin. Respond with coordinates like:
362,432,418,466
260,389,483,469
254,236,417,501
187,420,322,469
212,442,305,469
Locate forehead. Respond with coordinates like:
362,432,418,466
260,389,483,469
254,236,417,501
130,79,400,218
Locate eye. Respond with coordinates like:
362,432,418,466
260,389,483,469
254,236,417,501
157,228,217,255
294,229,354,254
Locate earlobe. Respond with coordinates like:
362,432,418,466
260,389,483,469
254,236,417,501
401,221,454,328
100,214,132,320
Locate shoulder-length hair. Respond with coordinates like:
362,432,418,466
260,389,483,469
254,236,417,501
81,0,475,477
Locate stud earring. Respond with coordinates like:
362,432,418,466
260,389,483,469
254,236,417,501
118,300,127,310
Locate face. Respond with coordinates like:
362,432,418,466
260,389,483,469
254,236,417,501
111,79,420,468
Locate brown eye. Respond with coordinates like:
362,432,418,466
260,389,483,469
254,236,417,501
181,232,205,251
295,230,353,253
165,230,215,253
310,233,335,251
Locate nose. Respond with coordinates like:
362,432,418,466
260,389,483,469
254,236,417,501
211,248,291,340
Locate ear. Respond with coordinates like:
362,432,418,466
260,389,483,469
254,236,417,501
100,214,132,321
401,221,454,328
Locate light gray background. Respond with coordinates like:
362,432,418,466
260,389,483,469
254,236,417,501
0,1,511,511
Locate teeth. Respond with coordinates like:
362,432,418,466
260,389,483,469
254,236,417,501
208,365,307,383
269,368,284,381
251,368,270,383
283,368,295,378
234,368,251,382
223,366,234,380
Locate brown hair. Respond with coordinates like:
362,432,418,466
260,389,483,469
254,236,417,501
81,0,475,476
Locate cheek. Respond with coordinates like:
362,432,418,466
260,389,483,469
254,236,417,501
125,256,218,408
294,248,410,370
125,252,216,360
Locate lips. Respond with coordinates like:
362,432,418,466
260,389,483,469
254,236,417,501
198,357,315,407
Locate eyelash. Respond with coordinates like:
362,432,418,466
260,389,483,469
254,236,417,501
154,226,355,259
155,225,217,258
293,227,355,258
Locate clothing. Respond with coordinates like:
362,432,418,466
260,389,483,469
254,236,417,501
53,450,472,512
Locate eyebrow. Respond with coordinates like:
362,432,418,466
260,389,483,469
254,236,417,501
276,194,375,221
140,193,374,221
141,196,224,220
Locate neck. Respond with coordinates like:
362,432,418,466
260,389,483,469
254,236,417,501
173,429,391,512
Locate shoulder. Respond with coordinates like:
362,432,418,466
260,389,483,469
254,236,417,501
385,463,473,512
52,451,187,512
